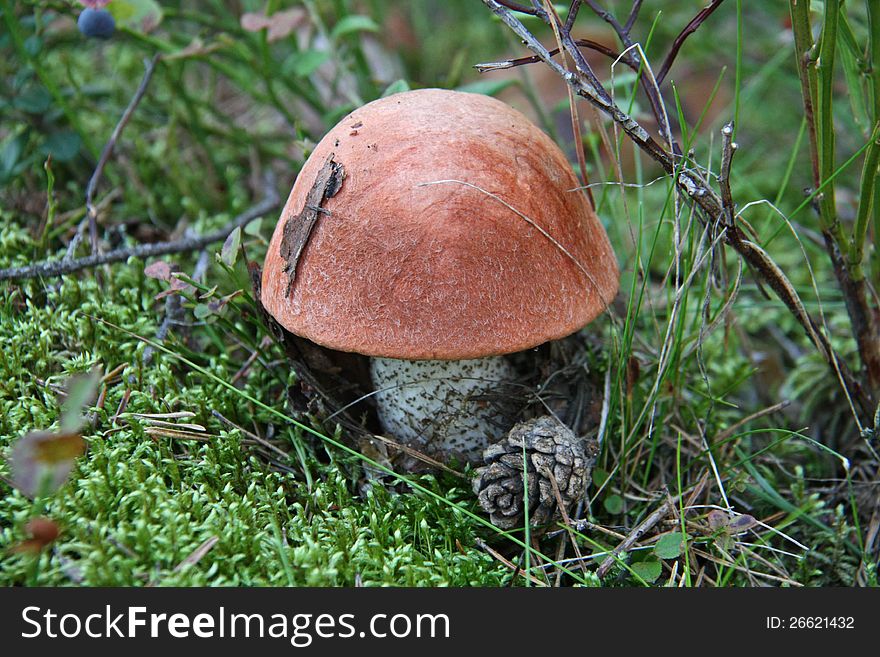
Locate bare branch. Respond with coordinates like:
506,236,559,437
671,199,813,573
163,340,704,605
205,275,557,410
564,0,583,32
479,0,873,417
495,0,541,15
656,0,727,85
624,0,644,33
719,121,737,222
0,174,280,281
84,54,162,254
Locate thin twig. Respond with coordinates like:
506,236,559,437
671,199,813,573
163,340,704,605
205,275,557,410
172,536,219,573
656,0,727,85
0,173,279,281
211,409,292,461
83,54,162,255
596,496,673,578
495,0,541,15
479,0,872,418
564,0,583,32
475,39,630,73
475,538,549,586
713,401,791,444
624,0,643,33
719,121,737,223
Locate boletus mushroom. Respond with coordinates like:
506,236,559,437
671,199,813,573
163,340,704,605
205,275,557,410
261,89,618,465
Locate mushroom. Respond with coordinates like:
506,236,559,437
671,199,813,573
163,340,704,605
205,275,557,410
261,89,618,465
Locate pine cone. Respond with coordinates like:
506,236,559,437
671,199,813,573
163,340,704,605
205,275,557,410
472,416,596,529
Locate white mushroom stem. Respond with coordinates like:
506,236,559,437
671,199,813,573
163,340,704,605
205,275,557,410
369,356,518,464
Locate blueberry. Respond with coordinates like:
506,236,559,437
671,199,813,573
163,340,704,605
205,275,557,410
77,8,115,39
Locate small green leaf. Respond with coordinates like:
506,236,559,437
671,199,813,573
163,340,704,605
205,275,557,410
13,85,51,113
243,217,263,237
654,531,686,560
591,467,609,487
221,226,241,267
107,0,163,32
603,494,624,515
331,15,379,39
630,557,662,583
39,131,82,162
193,303,212,320
381,79,411,98
24,35,42,56
0,130,27,182
282,50,331,78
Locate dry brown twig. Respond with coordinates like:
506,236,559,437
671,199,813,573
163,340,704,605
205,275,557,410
83,54,162,256
0,173,280,281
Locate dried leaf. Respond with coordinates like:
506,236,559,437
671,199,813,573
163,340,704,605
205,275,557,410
144,260,172,281
279,157,344,293
11,517,61,554
174,536,219,572
154,275,196,300
707,509,729,532
727,513,758,534
125,411,195,419
165,37,222,61
10,431,84,497
267,8,307,41
241,8,306,42
707,510,757,535
208,290,242,313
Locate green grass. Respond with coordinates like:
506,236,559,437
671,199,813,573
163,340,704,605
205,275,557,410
1,1,878,587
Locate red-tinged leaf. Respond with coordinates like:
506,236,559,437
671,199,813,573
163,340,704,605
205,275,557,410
33,433,85,465
266,8,307,42
241,8,306,42
79,0,110,8
26,517,60,544
727,514,758,534
707,510,757,536
10,517,61,554
241,12,272,32
707,510,729,531
144,260,172,281
207,290,242,314
154,276,195,300
10,431,84,497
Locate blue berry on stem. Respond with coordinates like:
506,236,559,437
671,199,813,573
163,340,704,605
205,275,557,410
77,8,115,39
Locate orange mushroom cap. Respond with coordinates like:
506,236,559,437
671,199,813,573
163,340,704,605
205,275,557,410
261,88,619,360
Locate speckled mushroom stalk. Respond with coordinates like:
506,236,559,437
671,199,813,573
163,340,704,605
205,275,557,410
369,356,517,464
